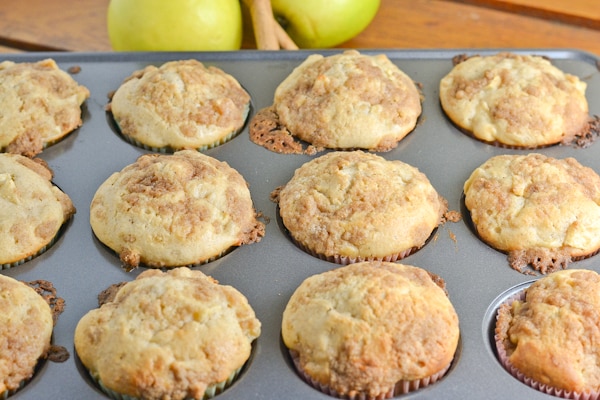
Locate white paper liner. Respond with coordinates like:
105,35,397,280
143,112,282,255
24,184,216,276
290,350,451,399
494,290,600,399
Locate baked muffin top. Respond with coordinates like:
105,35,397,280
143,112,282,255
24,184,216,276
74,267,261,400
496,269,600,393
109,59,251,151
0,58,89,157
251,50,422,153
464,153,600,274
273,151,446,262
439,53,589,148
90,150,264,268
0,274,54,393
0,153,76,266
282,261,459,398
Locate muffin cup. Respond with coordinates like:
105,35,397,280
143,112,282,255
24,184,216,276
112,104,249,153
41,124,82,151
289,350,451,399
286,226,428,266
88,366,242,400
456,114,599,150
121,128,240,153
1,243,52,270
442,117,558,150
296,238,418,266
1,178,73,270
0,381,26,400
1,223,67,270
458,128,557,150
461,193,600,275
0,280,63,399
93,232,236,271
495,290,600,399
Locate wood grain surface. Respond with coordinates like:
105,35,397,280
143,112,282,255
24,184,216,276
0,0,598,55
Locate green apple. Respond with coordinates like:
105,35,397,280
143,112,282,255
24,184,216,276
271,0,380,48
107,0,243,51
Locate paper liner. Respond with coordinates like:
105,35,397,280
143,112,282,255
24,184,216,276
121,129,240,153
148,245,236,270
466,136,556,150
0,342,54,399
93,230,235,271
0,279,65,398
287,231,421,266
494,290,600,399
453,115,600,150
0,222,67,270
0,125,80,155
0,381,26,400
1,242,52,270
90,366,242,400
447,119,558,150
128,247,233,270
462,194,600,275
41,128,80,151
290,350,451,399
113,104,249,153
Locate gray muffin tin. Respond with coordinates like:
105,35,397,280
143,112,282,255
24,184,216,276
3,49,599,400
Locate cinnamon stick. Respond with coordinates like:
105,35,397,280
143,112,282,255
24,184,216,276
242,0,298,50
243,0,278,50
274,20,298,50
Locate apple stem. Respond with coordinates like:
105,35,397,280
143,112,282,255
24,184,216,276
242,0,298,50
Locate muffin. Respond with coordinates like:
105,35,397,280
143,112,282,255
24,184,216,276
282,261,460,399
495,269,600,397
74,267,261,400
272,151,447,264
0,153,76,269
0,274,55,397
90,150,265,269
464,153,600,274
0,58,90,157
439,52,593,148
250,50,422,154
108,59,251,152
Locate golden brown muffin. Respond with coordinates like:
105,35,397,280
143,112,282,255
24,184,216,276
463,153,600,274
496,269,600,396
0,274,54,396
250,50,422,154
74,267,261,400
90,150,264,269
0,153,76,268
0,58,90,157
273,151,447,263
282,261,460,399
440,53,591,148
109,59,251,151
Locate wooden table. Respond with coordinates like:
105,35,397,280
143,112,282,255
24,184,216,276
0,0,599,55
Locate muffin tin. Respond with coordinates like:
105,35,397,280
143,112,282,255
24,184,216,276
2,49,599,399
